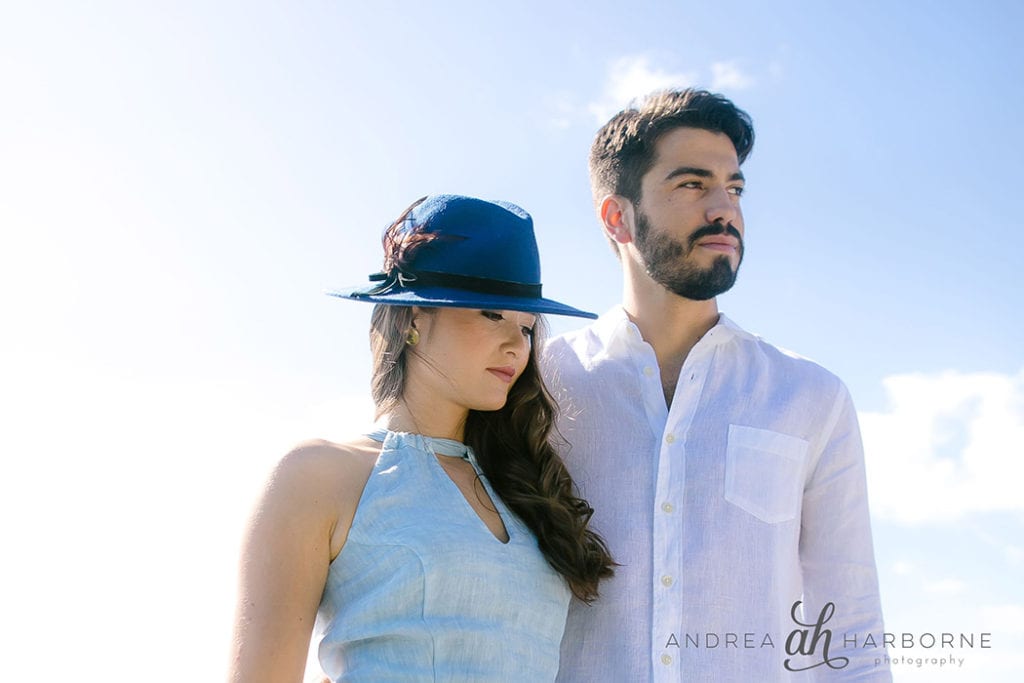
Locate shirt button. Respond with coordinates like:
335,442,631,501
665,433,676,444
661,654,672,665
661,502,674,513
661,575,674,587
643,366,654,377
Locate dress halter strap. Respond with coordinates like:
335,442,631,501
368,428,474,462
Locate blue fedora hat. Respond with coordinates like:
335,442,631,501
329,194,597,319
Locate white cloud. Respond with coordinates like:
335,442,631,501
587,55,698,124
892,560,916,576
578,56,756,128
0,360,376,682
923,578,966,595
710,61,754,91
979,604,1024,636
861,369,1024,525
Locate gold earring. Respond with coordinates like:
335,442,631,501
405,327,420,346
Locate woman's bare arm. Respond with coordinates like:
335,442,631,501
227,440,375,683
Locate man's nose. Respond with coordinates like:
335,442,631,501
705,187,740,227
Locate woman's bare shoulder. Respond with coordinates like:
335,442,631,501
270,436,382,493
283,435,382,465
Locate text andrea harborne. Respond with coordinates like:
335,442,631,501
661,600,992,672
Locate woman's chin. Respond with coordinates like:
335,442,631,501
471,395,510,413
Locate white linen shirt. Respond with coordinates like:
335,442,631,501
545,307,890,682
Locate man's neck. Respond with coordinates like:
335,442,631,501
622,277,721,406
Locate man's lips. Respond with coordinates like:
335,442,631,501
696,237,740,254
688,224,743,255
487,367,516,383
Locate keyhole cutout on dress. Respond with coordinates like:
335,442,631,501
435,456,510,544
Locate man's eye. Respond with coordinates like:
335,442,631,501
679,181,702,189
729,186,745,197
521,326,535,338
482,311,504,321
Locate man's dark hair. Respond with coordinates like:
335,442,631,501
589,88,755,205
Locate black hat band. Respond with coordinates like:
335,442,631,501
361,269,542,299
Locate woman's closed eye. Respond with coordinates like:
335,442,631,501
482,310,535,339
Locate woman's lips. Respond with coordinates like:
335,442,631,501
487,367,516,383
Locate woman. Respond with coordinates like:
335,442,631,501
229,195,614,682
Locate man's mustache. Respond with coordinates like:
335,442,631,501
687,223,743,249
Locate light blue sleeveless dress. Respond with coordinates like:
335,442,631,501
314,429,571,682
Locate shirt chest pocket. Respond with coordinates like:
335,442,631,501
724,425,809,524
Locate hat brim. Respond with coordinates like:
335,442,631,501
327,285,598,319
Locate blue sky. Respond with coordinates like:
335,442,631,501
2,1,1021,680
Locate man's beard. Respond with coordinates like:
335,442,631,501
634,210,744,301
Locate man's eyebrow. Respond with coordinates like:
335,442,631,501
664,166,712,181
663,167,746,183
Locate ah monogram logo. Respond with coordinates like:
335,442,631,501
783,601,850,672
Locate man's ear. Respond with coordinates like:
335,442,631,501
599,195,635,246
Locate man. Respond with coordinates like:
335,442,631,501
545,89,890,681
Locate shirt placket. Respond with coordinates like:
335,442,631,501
650,344,712,683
